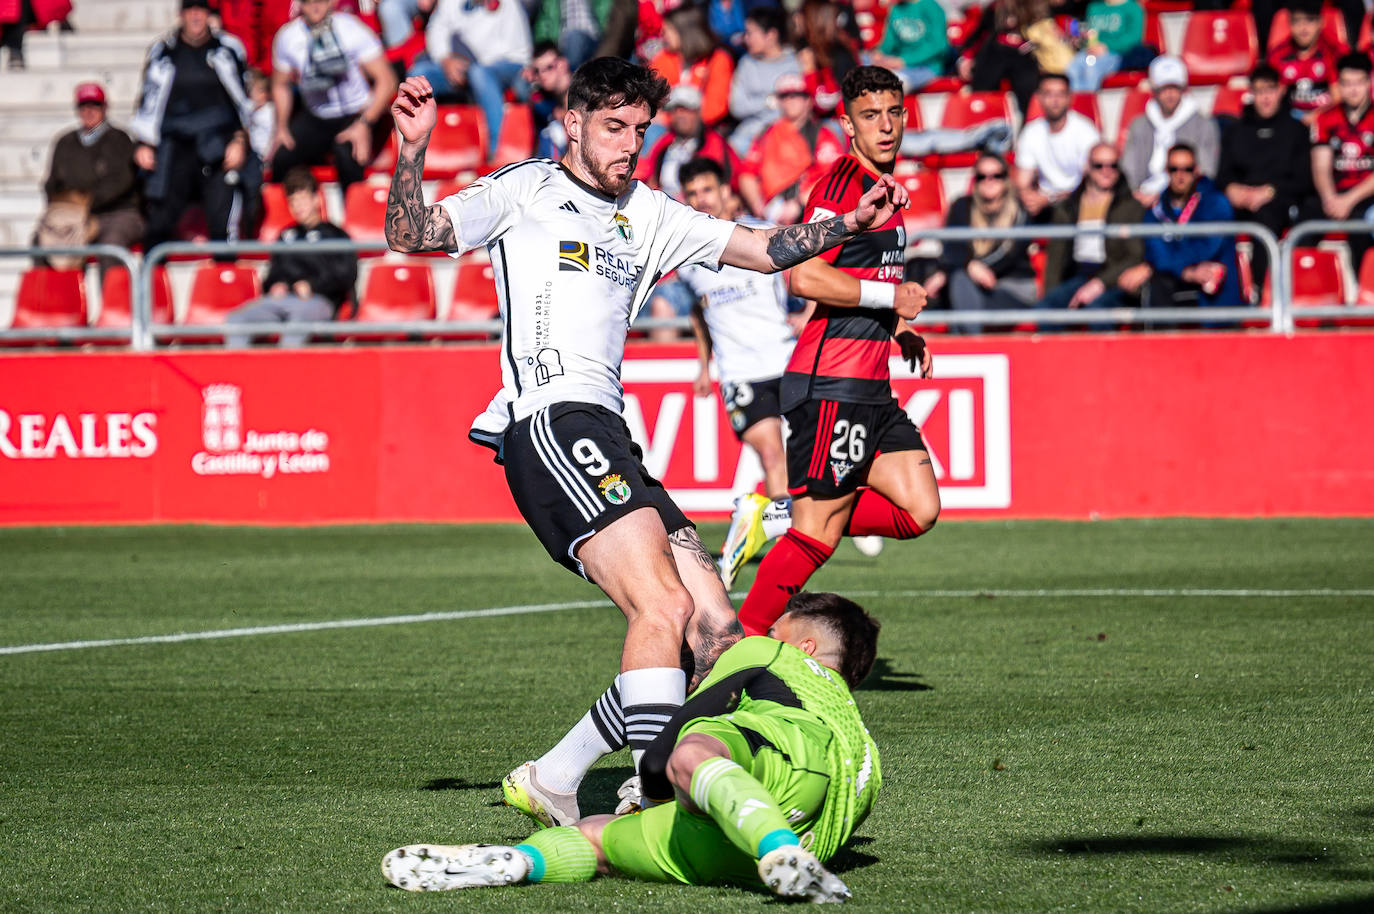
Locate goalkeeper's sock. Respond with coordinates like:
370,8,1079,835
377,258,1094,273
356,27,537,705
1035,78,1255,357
533,677,625,794
844,489,926,539
515,827,598,884
620,666,686,770
737,529,833,636
689,756,799,861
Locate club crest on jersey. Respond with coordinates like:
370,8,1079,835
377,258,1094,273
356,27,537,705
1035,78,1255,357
558,240,590,272
830,459,854,484
614,212,633,243
598,473,631,505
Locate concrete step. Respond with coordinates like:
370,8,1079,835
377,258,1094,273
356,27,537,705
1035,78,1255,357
0,138,51,182
69,0,180,35
0,66,144,114
23,31,161,69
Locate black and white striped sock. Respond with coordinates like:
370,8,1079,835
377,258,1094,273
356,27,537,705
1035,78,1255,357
620,666,687,770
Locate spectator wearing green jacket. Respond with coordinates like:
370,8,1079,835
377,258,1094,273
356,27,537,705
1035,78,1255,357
869,0,947,93
1067,0,1151,92
531,0,636,69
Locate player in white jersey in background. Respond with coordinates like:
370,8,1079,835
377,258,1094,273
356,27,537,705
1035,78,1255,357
385,57,909,826
676,158,883,589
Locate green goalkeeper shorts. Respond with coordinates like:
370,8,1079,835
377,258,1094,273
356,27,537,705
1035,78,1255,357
601,709,833,886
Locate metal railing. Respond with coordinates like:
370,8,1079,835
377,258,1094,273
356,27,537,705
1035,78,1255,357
0,219,1354,347
1277,220,1374,332
0,244,143,345
902,221,1286,333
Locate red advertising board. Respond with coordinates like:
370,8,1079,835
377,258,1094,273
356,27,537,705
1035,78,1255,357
1,333,1371,525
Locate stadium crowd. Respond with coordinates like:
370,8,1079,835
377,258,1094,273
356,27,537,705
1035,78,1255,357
26,0,1374,334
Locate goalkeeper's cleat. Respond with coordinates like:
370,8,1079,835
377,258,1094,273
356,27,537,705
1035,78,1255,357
720,493,771,588
758,845,852,904
502,761,580,828
851,535,884,557
381,843,530,892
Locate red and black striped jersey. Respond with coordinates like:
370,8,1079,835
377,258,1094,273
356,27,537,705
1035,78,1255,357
782,155,907,410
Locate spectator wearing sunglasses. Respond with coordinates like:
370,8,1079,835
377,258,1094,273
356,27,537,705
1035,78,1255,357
1142,143,1242,310
1121,56,1219,207
1036,142,1149,318
925,152,1035,333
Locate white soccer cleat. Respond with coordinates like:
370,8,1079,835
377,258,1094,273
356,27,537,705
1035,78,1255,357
501,761,581,828
851,535,884,557
381,843,530,892
758,845,851,904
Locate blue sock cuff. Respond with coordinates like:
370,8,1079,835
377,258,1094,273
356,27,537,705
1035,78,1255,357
513,844,545,883
756,828,800,858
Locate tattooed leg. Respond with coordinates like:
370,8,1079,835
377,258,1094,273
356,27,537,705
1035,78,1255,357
669,526,744,688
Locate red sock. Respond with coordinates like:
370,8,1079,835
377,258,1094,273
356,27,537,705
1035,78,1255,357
738,530,834,636
844,489,926,540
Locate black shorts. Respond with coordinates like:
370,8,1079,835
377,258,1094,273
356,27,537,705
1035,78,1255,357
784,397,926,498
503,402,692,578
720,376,782,438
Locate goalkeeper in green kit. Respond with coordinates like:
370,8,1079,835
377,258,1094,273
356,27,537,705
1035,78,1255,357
382,592,882,903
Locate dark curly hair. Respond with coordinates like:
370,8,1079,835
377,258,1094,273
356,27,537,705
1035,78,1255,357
567,57,672,118
783,592,881,689
841,65,904,112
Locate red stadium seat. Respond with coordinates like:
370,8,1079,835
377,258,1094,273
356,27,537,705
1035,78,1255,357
99,266,173,327
448,259,501,323
1023,92,1102,128
946,3,981,48
1210,80,1251,119
1357,248,1374,304
1181,11,1259,83
1115,85,1152,149
895,169,945,234
940,91,1014,129
903,94,923,130
341,182,392,253
1265,6,1349,53
426,105,488,178
1290,247,1346,306
1361,14,1373,53
356,262,437,323
11,267,87,329
184,263,262,325
1143,11,1164,53
492,102,536,168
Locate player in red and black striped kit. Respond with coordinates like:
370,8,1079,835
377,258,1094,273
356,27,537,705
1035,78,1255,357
738,66,938,636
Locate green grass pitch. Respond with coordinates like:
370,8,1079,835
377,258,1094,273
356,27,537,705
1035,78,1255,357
1,518,1372,913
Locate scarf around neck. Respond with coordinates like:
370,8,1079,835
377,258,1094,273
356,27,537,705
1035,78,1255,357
1144,94,1199,192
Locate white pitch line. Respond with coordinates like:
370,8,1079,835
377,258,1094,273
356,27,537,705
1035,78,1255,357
2,588,1371,658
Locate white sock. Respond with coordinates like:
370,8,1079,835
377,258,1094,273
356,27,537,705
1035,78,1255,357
620,666,687,771
533,676,625,795
761,497,793,541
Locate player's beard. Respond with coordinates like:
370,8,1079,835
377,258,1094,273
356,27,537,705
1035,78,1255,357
580,147,637,197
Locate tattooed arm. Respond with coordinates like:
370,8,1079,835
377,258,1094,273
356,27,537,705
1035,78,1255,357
385,76,457,254
718,171,910,274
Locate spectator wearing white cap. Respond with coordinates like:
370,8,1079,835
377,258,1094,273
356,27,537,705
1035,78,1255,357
635,85,741,202
1120,55,1220,206
39,82,145,258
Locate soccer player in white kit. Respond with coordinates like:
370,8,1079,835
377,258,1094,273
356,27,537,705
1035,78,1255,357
385,58,909,825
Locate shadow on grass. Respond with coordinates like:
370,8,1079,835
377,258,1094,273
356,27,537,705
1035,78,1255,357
1027,834,1374,886
420,777,503,791
859,657,932,692
827,835,881,874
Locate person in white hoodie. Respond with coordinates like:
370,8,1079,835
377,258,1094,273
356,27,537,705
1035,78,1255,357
1120,55,1220,207
413,0,533,158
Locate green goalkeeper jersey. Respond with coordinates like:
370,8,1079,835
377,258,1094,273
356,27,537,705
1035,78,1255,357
641,636,882,861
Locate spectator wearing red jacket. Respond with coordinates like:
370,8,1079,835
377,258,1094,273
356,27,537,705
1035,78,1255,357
738,73,846,224
647,4,734,127
1312,52,1374,271
635,86,740,201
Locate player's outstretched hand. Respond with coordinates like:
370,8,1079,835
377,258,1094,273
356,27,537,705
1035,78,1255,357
894,281,927,321
852,173,909,232
392,76,437,146
896,330,933,378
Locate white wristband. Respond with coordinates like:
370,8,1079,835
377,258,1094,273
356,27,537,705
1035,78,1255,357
858,280,896,309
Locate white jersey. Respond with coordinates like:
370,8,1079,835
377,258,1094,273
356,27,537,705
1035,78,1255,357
678,216,794,385
439,159,737,428
273,13,383,120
